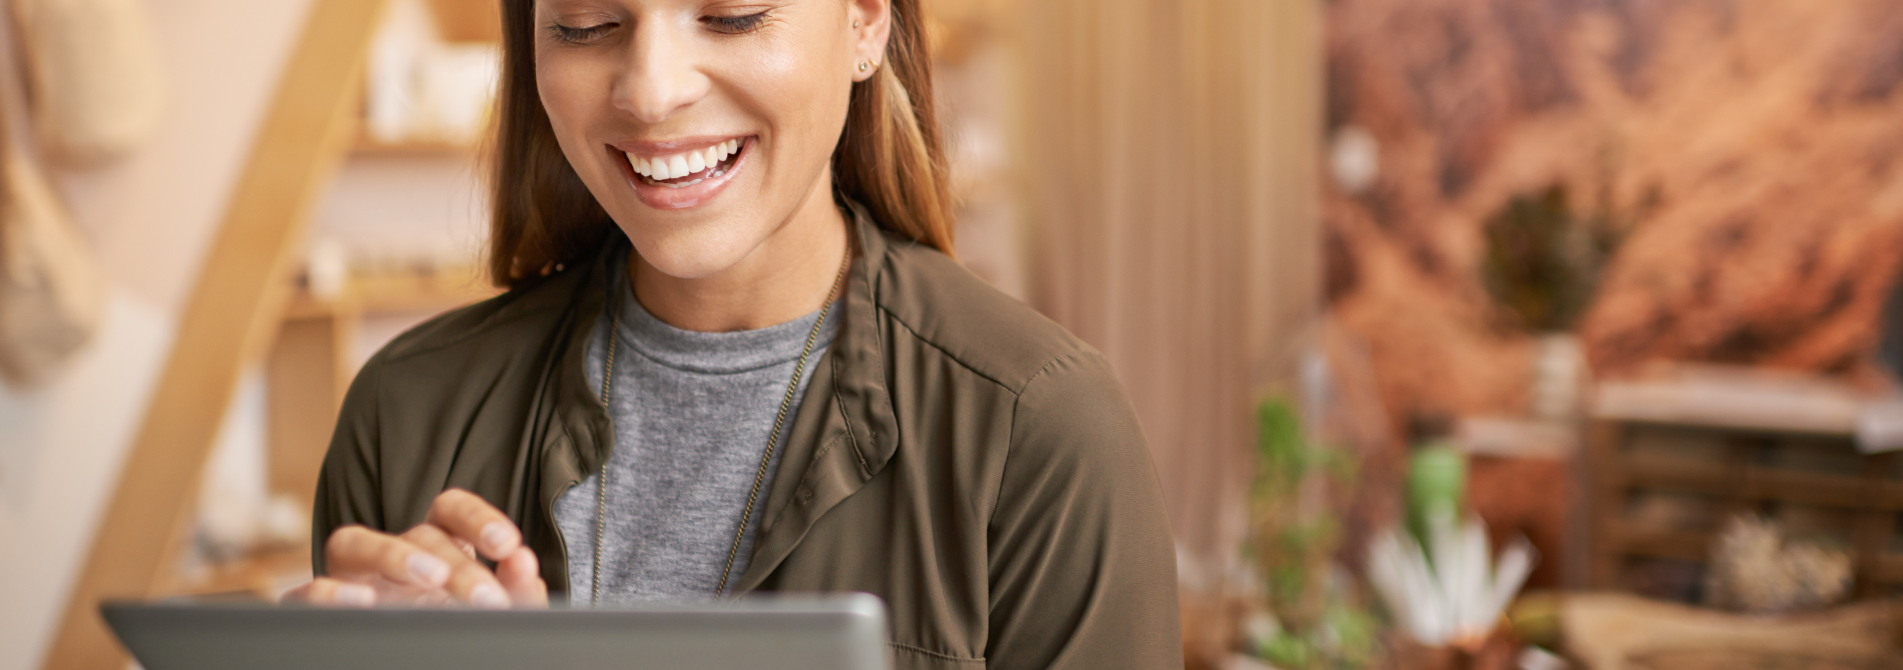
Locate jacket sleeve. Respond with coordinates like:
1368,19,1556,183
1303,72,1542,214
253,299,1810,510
987,352,1183,669
310,354,387,576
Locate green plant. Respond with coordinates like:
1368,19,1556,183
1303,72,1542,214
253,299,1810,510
1479,180,1644,331
1247,399,1380,669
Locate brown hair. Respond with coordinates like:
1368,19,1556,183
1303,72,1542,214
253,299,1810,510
487,0,955,288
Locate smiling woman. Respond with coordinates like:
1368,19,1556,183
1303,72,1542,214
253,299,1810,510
491,0,950,299
284,1,1182,668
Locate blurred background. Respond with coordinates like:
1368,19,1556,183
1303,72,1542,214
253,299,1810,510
4,0,1903,669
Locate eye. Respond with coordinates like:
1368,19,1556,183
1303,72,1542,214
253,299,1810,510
702,11,769,34
547,21,618,44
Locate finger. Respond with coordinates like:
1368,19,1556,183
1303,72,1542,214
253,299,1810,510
415,588,454,607
306,571,449,607
496,547,549,607
402,523,510,609
284,577,377,608
325,525,452,590
362,574,444,605
425,489,522,561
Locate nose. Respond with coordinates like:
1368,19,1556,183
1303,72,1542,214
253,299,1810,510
612,18,711,124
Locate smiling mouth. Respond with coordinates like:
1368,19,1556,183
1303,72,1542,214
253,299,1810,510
625,139,746,189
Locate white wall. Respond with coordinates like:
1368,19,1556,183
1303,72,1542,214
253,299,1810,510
0,1,315,668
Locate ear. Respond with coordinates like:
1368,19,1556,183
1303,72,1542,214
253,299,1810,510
846,0,893,82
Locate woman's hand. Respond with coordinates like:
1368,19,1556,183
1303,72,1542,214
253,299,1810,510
283,489,548,608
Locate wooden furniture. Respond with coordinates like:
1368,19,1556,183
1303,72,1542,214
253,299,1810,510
42,1,389,667
1586,365,1902,601
44,0,506,651
426,0,502,43
151,268,498,599
271,267,498,497
351,135,482,156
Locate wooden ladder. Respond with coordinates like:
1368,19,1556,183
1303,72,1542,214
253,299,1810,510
41,0,388,667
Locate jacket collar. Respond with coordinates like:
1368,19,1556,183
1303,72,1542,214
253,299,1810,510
731,198,902,592
543,200,903,594
818,198,902,475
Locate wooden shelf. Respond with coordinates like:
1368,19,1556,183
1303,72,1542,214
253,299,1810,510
1588,365,1903,601
1867,555,1903,584
351,136,481,157
1593,365,1868,438
425,0,501,43
162,269,501,605
286,267,500,320
1608,525,1715,563
268,267,501,530
1621,456,1901,511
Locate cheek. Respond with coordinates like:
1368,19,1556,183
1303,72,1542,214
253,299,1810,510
534,57,606,171
735,37,853,169
534,58,571,133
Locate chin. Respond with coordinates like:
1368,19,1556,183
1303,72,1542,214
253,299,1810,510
621,221,771,280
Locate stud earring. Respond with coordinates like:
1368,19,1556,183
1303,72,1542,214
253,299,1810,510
859,62,869,72
853,20,861,28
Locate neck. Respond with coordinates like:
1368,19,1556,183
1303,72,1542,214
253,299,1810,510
629,185,852,332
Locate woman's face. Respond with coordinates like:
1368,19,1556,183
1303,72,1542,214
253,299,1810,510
533,0,886,279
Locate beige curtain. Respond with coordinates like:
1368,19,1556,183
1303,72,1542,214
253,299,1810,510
1015,0,1323,570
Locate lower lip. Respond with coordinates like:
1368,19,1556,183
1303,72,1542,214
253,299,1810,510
620,138,753,210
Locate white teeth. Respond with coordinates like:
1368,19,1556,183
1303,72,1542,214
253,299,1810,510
629,139,745,183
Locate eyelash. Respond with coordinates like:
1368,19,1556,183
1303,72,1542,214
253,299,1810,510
547,22,616,44
545,10,771,45
703,11,770,34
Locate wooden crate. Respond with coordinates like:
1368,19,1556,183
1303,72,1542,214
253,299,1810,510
1587,365,1903,601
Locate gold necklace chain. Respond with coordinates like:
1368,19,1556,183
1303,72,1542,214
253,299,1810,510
592,248,853,605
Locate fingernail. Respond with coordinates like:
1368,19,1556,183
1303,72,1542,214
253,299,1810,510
407,552,450,586
480,522,516,556
470,583,510,609
335,584,376,607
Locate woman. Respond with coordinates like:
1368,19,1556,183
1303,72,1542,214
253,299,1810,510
287,0,1181,666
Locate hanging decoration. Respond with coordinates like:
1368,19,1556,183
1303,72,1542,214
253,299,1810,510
0,145,105,386
10,0,167,165
0,0,132,385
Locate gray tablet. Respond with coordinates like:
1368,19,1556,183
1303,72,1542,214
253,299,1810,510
102,593,891,670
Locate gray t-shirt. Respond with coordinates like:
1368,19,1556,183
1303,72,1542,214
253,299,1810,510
554,278,839,605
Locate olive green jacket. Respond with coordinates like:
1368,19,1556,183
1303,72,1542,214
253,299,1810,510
312,204,1183,669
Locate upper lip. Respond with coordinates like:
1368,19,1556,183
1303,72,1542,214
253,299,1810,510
608,134,751,159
